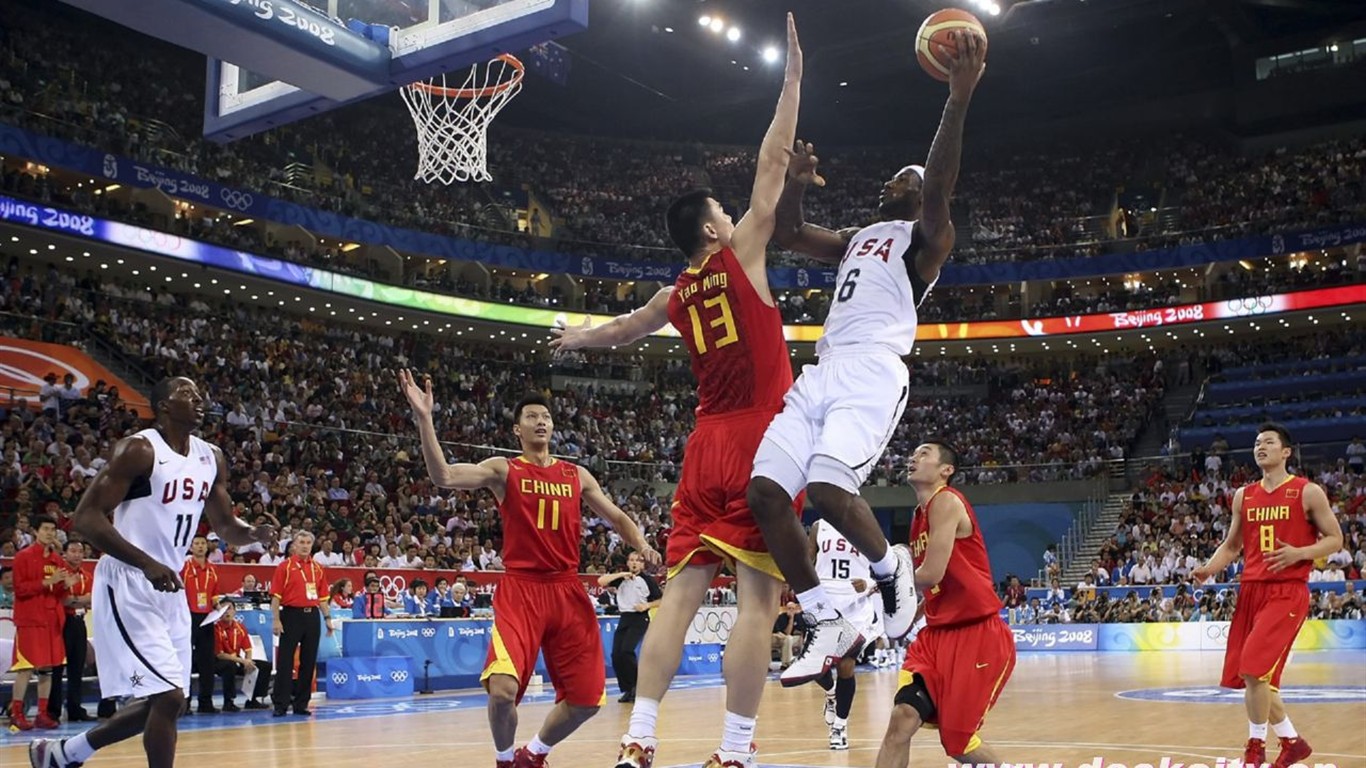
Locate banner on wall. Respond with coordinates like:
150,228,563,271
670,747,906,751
1008,620,1366,652
4,122,1366,289
0,337,151,416
3,193,1362,343
0,560,733,605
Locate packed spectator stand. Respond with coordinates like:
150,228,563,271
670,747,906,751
1,0,1364,330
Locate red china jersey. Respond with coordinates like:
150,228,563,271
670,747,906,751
11,543,67,627
909,486,1003,627
500,457,584,577
666,247,792,417
1240,475,1317,583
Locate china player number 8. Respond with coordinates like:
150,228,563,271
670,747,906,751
1258,524,1276,553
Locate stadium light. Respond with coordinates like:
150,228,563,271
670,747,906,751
709,17,725,33
726,26,741,42
762,46,780,64
698,15,711,26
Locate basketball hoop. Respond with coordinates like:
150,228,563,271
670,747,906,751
401,54,525,185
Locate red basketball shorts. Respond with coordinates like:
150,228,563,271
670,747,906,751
668,407,801,581
1221,580,1309,690
481,574,605,707
900,616,1016,756
11,623,65,671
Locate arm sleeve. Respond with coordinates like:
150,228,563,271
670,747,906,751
13,550,44,598
269,562,288,600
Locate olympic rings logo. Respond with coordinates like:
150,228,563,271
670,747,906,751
219,189,255,211
420,627,436,638
378,575,407,600
331,672,348,685
390,670,409,682
135,229,184,251
1225,295,1274,317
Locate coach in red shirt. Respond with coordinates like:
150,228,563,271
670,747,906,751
182,535,220,714
46,539,93,723
9,514,74,730
269,530,334,717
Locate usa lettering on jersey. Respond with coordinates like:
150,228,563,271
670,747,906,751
161,478,210,504
818,220,928,357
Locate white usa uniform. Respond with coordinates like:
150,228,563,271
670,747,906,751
753,219,935,495
92,428,218,699
813,520,884,641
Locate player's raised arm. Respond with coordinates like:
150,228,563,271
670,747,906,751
398,369,507,494
73,436,184,591
730,12,803,269
1193,487,1247,582
577,465,661,566
915,29,986,284
1267,482,1343,572
913,489,968,590
549,287,672,353
203,445,274,548
772,141,855,264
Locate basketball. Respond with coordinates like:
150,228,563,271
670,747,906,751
916,9,988,82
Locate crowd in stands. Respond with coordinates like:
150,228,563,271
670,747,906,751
0,246,1190,585
3,0,1365,295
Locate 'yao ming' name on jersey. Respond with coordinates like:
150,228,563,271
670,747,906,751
113,428,218,572
817,220,937,358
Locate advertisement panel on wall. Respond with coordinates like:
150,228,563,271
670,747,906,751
3,194,1361,343
1005,620,1366,652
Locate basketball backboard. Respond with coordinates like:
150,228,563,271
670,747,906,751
204,0,587,142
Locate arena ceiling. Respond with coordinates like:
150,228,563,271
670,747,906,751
495,0,1366,144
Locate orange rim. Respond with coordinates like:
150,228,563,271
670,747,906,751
408,54,525,99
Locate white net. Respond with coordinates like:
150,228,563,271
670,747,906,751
400,54,524,185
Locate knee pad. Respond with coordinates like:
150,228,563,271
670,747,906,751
893,672,937,724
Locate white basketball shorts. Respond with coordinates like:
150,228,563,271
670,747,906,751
751,350,910,497
92,557,192,699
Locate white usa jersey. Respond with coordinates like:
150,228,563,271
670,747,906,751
816,219,936,358
814,519,872,593
113,428,218,572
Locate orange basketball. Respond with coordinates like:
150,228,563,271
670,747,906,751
916,9,987,82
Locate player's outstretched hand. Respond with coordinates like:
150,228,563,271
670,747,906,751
142,561,184,593
548,315,592,355
248,522,276,546
398,368,435,418
1191,564,1216,582
639,545,662,567
784,140,827,187
944,29,986,97
784,12,802,82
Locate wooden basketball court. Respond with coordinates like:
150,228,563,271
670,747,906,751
4,650,1363,767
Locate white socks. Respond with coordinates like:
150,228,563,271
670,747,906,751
1249,721,1268,740
1272,717,1298,739
527,735,552,756
494,747,515,762
64,734,95,764
870,548,897,579
720,710,756,754
797,586,837,621
628,697,660,739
